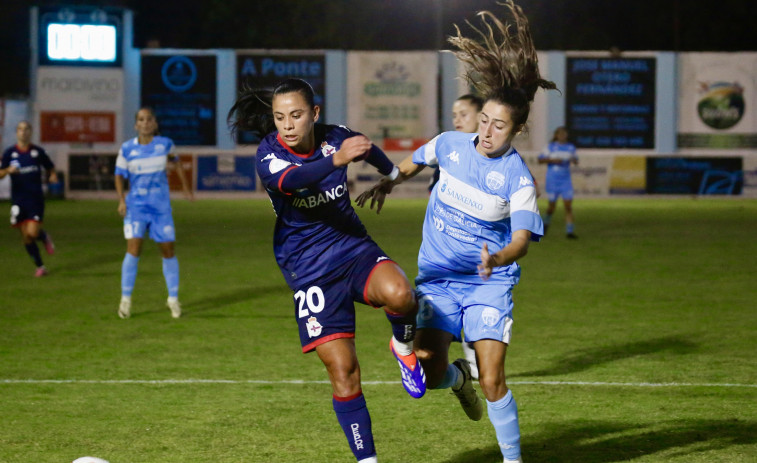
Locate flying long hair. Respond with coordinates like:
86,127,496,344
228,78,316,142
448,0,557,127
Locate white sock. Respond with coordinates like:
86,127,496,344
167,296,178,303
358,457,378,463
391,336,412,356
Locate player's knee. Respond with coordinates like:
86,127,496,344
382,282,416,314
478,372,508,401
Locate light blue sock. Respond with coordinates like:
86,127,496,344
162,256,179,298
433,363,460,390
566,223,575,234
121,253,139,297
487,390,521,461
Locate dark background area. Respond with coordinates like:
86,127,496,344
3,0,756,97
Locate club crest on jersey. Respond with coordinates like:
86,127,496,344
486,171,505,190
447,150,460,164
306,316,323,337
155,144,166,154
11,152,18,158
320,142,336,157
31,149,39,158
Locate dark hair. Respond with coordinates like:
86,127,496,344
456,94,484,112
551,126,568,142
228,78,316,141
135,107,160,136
448,0,557,128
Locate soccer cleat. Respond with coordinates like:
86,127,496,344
566,233,578,239
390,339,426,398
43,233,55,255
34,266,48,277
166,298,182,318
118,296,131,319
451,358,483,421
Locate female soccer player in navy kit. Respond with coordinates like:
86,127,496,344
0,121,57,277
539,126,578,238
228,78,425,463
357,2,554,461
115,107,193,319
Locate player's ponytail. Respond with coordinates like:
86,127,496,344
448,0,557,128
227,86,275,141
228,78,316,142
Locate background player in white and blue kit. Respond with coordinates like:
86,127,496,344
115,107,193,319
357,2,555,461
538,126,578,238
0,121,57,277
228,78,425,463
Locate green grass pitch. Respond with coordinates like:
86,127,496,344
1,197,756,462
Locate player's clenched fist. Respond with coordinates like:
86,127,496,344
332,135,373,167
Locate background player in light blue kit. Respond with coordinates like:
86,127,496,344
115,107,193,319
357,2,554,461
228,78,425,463
0,121,57,277
538,126,578,238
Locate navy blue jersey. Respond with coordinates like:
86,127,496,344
1,144,55,202
256,124,380,289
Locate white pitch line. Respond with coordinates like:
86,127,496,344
1,379,756,388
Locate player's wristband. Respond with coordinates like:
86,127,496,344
385,165,400,181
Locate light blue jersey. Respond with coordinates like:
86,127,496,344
539,141,576,199
412,132,543,287
115,136,175,213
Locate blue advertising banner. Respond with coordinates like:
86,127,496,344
236,53,325,144
646,156,743,195
197,154,256,191
141,54,217,146
566,57,656,149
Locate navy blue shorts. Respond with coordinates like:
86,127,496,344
10,199,44,226
293,241,395,353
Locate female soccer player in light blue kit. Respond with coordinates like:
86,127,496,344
538,126,578,238
357,2,555,461
115,107,193,319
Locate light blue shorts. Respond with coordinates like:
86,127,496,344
123,207,176,242
416,280,514,344
545,176,574,202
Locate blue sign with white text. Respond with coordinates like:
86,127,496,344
197,155,256,191
566,57,656,149
236,53,326,144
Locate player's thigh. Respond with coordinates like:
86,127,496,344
416,281,464,341
462,283,515,345
363,262,414,312
294,278,357,354
149,211,176,243
123,208,149,240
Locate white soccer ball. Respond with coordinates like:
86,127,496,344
72,457,110,463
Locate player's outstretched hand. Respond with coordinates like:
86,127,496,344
355,177,394,214
477,243,496,281
333,135,372,167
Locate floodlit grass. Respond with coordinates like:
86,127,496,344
1,197,756,462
